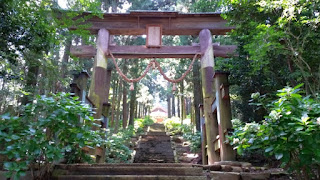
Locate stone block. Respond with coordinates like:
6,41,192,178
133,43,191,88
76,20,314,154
202,165,222,171
240,172,270,180
240,162,252,167
221,165,232,172
214,161,242,167
210,171,240,180
231,166,243,172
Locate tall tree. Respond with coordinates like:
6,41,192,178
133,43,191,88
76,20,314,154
122,59,128,129
193,60,202,131
128,83,137,126
218,0,320,121
172,94,175,116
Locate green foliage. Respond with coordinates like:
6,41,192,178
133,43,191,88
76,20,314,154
105,126,136,163
164,117,192,135
227,119,262,155
191,0,223,12
134,116,155,133
164,117,200,153
223,0,320,99
164,117,181,132
183,132,201,153
0,93,105,179
229,84,320,179
0,0,103,113
106,116,155,163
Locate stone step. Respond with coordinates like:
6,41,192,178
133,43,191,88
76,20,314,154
55,163,193,169
140,135,171,140
54,175,207,180
136,146,173,151
133,159,175,162
209,171,271,180
134,123,175,163
54,166,203,176
146,132,167,136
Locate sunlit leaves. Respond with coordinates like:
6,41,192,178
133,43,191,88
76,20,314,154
228,84,320,178
0,93,105,179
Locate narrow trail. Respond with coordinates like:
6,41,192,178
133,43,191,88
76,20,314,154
134,123,175,163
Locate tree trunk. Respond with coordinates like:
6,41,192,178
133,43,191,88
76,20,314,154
137,102,140,118
180,81,186,123
167,92,171,118
104,69,112,103
21,59,40,105
172,94,175,116
143,104,146,117
115,80,122,133
129,83,137,126
122,60,128,129
193,60,202,131
61,36,72,79
186,97,191,116
177,96,180,118
135,101,138,118
110,79,118,128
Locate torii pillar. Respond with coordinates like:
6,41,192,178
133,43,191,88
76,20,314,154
199,29,220,164
88,28,109,163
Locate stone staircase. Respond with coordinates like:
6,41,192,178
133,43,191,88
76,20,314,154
52,123,207,179
52,163,207,180
134,123,175,163
51,123,279,180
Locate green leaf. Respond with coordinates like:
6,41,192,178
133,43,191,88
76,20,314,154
77,133,83,139
293,83,304,90
275,153,283,160
11,135,20,140
296,126,304,131
1,113,11,120
4,162,12,169
265,146,273,153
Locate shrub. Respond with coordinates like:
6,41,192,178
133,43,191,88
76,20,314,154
183,131,201,153
229,84,320,179
0,93,105,179
134,116,155,133
164,117,200,153
164,117,182,134
105,125,137,163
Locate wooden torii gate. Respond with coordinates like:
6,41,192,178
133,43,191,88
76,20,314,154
70,11,236,164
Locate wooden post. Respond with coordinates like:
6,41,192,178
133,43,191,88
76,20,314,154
199,104,208,165
88,28,109,163
214,71,236,161
88,28,109,120
199,29,220,164
105,69,112,103
72,71,90,100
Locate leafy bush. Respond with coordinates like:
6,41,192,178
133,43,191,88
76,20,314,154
164,117,180,131
164,117,200,152
183,132,201,153
229,84,320,179
164,117,193,135
0,93,105,179
105,116,155,163
134,116,155,133
105,126,135,163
